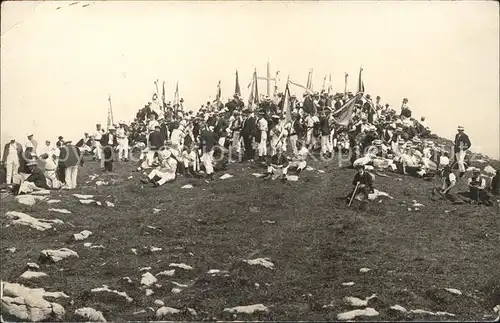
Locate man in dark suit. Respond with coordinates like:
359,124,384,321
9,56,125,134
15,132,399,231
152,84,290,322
199,121,216,180
58,141,83,189
240,109,256,162
2,138,23,186
100,127,118,172
148,125,164,166
453,125,471,178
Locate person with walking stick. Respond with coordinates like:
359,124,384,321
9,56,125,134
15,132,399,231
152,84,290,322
346,164,374,205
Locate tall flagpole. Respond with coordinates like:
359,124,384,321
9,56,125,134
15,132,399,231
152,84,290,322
344,73,349,98
107,93,114,129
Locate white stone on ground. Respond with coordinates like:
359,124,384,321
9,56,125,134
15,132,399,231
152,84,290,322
342,282,355,286
306,166,314,171
150,247,162,252
133,310,146,315
181,184,193,189
6,211,63,231
156,306,180,318
74,307,107,322
188,308,198,316
368,189,393,200
26,262,39,270
141,272,157,287
20,271,47,279
1,282,67,322
91,285,133,302
73,194,94,199
223,304,269,314
243,258,275,269
409,309,455,317
139,267,152,272
40,248,78,263
262,220,276,224
47,199,61,204
49,208,72,214
337,308,379,320
131,248,138,255
73,230,92,241
169,263,193,270
122,277,133,283
90,245,105,249
96,181,108,186
359,267,371,273
84,243,92,247
154,300,164,306
15,195,47,206
153,208,161,213
286,175,299,181
145,289,154,296
171,288,182,294
171,281,188,288
252,173,264,178
7,247,16,253
79,199,96,205
390,305,408,313
219,174,233,180
105,201,114,207
343,294,377,307
444,288,462,295
156,270,175,277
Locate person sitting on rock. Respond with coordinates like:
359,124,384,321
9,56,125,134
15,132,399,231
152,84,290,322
13,159,50,195
262,145,289,182
140,148,178,187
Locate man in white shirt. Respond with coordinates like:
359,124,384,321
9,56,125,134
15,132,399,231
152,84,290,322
116,122,129,162
468,169,488,204
181,145,198,176
140,148,178,187
93,123,105,163
257,112,268,160
147,115,160,133
2,138,22,186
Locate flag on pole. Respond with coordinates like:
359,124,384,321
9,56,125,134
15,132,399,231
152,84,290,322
216,80,222,102
235,70,241,96
289,79,313,94
357,67,365,94
247,69,260,108
174,82,179,112
344,72,349,97
107,93,114,129
322,75,327,92
281,79,292,124
328,74,333,95
306,69,313,91
162,81,166,106
331,93,362,126
274,71,280,100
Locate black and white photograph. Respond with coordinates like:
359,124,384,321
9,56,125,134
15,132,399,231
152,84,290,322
1,0,499,321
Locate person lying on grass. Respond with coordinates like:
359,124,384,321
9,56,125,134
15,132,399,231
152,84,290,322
345,164,374,204
140,148,178,187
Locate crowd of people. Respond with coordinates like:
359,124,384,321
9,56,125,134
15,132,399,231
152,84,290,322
1,88,499,207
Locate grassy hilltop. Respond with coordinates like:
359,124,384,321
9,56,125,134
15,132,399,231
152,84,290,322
1,146,499,321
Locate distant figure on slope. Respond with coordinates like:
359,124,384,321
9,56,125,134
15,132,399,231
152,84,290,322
453,125,471,178
433,165,463,204
467,169,491,205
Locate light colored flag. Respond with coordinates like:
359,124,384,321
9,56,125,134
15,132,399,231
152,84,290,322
281,79,292,124
289,79,313,94
174,82,179,111
331,93,362,126
328,74,333,95
306,69,313,91
216,80,221,102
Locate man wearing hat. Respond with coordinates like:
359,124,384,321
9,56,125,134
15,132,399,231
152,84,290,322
101,127,118,172
2,137,23,186
453,125,471,177
240,109,256,162
14,159,51,195
230,110,243,157
140,147,178,187
262,144,289,182
58,140,83,189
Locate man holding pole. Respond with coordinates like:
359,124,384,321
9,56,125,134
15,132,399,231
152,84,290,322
346,164,374,205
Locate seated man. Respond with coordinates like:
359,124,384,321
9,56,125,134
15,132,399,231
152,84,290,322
468,169,491,205
181,145,199,177
14,159,50,195
490,168,499,196
432,165,463,204
346,164,374,203
139,148,178,187
38,152,63,189
288,141,309,175
262,145,289,182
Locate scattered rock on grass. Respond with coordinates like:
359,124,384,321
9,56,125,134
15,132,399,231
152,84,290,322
20,270,47,279
73,230,92,241
343,294,377,307
90,285,133,302
169,263,193,270
49,208,72,214
444,288,462,295
40,248,78,263
223,304,269,314
243,258,275,269
6,211,63,231
337,308,379,320
74,307,107,322
156,306,180,318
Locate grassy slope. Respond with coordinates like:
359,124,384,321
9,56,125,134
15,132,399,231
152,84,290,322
1,153,499,321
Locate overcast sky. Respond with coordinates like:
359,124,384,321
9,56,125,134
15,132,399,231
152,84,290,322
1,1,499,158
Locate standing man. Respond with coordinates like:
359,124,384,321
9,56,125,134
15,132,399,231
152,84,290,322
58,141,83,189
257,111,269,161
117,121,129,162
93,124,105,163
148,125,164,166
230,110,243,157
101,127,118,172
199,121,216,180
240,109,256,162
454,125,471,178
2,138,23,186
